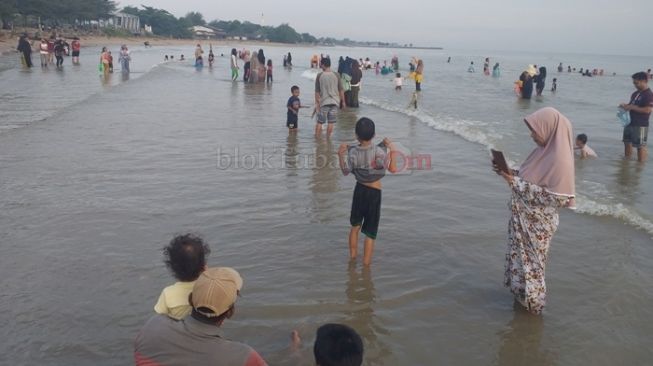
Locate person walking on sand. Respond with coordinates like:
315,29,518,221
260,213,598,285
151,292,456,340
492,107,576,314
619,71,652,162
314,57,346,138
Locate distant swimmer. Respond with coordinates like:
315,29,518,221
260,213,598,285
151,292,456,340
492,62,501,77
468,61,475,73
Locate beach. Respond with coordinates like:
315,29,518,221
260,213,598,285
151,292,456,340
0,44,652,365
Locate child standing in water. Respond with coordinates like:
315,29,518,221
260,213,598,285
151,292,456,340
394,73,403,90
551,78,557,92
266,59,273,83
338,118,397,266
286,85,307,131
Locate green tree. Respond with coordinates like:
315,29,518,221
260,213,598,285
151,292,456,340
183,11,205,26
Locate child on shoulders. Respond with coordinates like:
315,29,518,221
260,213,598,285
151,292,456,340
154,234,211,320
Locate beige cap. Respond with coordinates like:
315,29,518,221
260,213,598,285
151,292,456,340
192,267,243,318
527,65,537,76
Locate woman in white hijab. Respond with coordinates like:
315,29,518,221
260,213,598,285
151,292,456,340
493,107,576,314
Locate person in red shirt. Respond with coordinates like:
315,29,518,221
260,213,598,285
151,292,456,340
71,37,81,65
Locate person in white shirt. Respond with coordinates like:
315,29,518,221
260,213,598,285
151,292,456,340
394,73,403,90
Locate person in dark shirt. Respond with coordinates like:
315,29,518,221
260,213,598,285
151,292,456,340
286,85,307,131
16,34,33,68
619,71,652,162
349,60,363,108
520,72,534,99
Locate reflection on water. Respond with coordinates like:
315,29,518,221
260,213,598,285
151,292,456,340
495,302,557,366
613,159,644,202
309,139,339,223
285,132,299,172
346,261,391,366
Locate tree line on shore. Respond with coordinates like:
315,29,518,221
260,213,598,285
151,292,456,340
0,1,325,44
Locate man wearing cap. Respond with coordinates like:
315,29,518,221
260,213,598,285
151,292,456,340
134,267,267,366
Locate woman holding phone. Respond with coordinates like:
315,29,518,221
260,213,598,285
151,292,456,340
492,107,576,314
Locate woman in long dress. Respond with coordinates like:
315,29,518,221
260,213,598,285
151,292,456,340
493,107,576,314
249,51,259,83
257,49,266,82
119,45,131,73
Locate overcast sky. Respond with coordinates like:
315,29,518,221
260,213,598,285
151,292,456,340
117,0,653,56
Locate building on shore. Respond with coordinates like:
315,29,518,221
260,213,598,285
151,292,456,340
190,25,226,40
99,12,141,34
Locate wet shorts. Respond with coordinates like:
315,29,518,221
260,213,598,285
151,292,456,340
72,51,79,57
350,182,382,239
317,104,338,124
623,125,648,148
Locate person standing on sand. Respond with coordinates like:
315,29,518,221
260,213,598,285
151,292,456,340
16,34,33,68
492,107,576,315
620,71,652,162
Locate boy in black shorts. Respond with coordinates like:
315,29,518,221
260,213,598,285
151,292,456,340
338,118,397,265
286,85,307,132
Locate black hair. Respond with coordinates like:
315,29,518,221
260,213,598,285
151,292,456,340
396,73,401,77
291,85,299,92
321,57,331,67
355,118,375,141
314,324,363,366
576,133,588,144
267,59,272,66
231,48,237,56
632,71,648,81
163,233,210,282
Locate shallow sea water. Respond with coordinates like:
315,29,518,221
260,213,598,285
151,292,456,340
0,44,651,365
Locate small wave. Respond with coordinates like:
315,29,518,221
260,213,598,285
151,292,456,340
575,194,653,236
301,69,319,81
358,96,500,148
357,95,653,236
